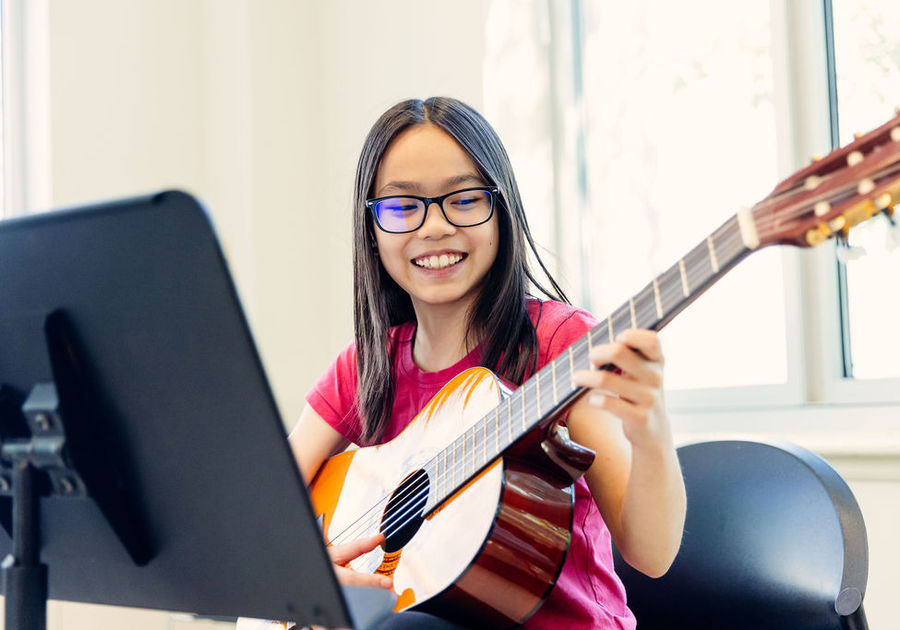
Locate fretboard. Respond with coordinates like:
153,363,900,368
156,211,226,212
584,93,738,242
423,214,753,511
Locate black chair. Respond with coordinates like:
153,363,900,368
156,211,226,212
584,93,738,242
614,439,868,629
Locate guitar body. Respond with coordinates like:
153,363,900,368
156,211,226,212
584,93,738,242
309,368,581,628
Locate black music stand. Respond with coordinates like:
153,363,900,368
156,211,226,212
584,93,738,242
0,191,394,629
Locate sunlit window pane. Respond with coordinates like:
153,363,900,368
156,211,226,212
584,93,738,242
0,9,5,217
578,2,786,390
833,0,900,380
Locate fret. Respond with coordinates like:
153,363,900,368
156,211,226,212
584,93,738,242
536,373,542,417
574,335,591,373
471,428,478,475
706,235,720,273
439,452,446,498
452,437,459,487
611,305,632,338
568,345,575,376
658,265,684,316
629,297,637,328
521,388,527,431
714,216,746,263
464,429,472,479
652,278,663,319
678,259,690,297
633,283,658,329
551,358,558,405
482,420,488,468
687,241,717,293
494,409,500,456
507,399,513,445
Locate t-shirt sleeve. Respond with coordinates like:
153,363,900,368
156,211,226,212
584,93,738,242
537,303,600,369
305,341,363,444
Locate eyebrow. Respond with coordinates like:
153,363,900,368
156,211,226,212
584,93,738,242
376,173,485,196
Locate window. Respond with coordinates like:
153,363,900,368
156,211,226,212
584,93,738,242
0,0,48,219
832,0,900,381
0,3,6,216
485,0,900,413
574,2,788,394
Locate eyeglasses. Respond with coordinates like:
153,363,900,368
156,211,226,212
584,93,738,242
366,186,499,234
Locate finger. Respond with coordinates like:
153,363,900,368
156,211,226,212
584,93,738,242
587,393,650,427
328,534,385,565
334,565,393,590
615,329,664,363
571,369,655,406
583,343,661,387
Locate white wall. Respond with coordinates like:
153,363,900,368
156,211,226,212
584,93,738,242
6,1,488,626
32,0,489,427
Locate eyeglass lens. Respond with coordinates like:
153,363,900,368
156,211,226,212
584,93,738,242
373,189,493,233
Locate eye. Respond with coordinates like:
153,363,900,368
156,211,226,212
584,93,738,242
448,191,488,209
379,199,420,214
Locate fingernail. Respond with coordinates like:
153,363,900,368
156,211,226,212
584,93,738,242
589,394,605,406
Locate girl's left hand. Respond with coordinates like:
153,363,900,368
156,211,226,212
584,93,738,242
570,329,668,448
567,328,684,578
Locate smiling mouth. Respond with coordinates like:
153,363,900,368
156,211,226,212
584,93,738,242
412,253,465,270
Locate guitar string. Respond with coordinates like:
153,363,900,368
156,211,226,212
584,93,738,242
751,159,900,235
329,160,900,549
338,236,762,550
329,222,751,547
331,224,753,547
326,336,594,547
332,184,900,568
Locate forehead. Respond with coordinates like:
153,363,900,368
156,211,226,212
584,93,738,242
374,124,482,194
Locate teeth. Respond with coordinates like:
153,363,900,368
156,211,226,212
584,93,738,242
414,254,463,269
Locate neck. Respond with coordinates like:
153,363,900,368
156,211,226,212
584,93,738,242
411,297,478,372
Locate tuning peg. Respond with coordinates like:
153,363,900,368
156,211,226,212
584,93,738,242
835,239,867,263
884,209,900,252
836,245,867,262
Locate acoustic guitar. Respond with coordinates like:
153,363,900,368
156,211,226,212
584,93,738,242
310,112,900,628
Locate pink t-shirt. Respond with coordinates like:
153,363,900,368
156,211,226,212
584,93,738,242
307,299,636,629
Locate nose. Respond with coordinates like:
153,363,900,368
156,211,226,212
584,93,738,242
417,201,456,238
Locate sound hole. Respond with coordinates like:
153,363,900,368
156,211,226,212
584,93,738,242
381,469,429,553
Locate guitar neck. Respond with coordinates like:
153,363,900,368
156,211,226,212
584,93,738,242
425,213,755,508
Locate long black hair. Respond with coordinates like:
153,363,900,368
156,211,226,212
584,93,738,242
353,97,568,444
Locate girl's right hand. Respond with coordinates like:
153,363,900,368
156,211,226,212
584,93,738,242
235,535,393,630
329,533,394,590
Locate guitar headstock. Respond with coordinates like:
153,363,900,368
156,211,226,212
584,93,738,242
752,111,900,248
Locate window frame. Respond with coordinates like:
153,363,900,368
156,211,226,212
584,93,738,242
555,0,900,433
1,0,51,219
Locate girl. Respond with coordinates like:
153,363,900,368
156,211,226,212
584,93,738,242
290,97,684,629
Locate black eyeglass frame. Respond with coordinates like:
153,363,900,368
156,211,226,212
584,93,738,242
365,186,500,234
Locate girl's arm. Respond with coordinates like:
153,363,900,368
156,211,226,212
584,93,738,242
567,329,687,578
288,404,349,483
288,405,393,590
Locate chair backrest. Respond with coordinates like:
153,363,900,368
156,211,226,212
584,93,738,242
614,439,868,630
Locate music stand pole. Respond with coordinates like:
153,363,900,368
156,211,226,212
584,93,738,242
2,458,48,630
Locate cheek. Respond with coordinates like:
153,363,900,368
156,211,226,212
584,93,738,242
374,233,409,278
